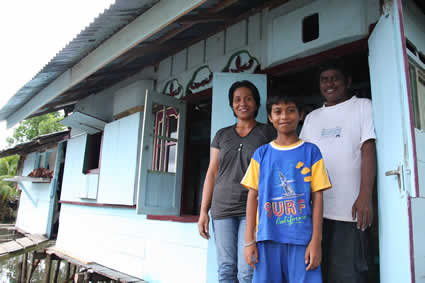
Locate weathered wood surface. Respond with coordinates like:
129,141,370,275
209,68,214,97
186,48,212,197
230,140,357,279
47,247,145,282
0,226,49,260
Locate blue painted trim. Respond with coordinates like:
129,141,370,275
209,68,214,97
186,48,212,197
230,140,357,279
43,152,50,168
46,142,65,238
35,153,41,169
17,181,37,207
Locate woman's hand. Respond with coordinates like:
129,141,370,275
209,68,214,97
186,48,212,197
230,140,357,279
198,212,210,239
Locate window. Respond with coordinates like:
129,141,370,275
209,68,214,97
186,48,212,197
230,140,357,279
152,107,179,173
83,132,102,174
409,61,425,130
302,13,319,43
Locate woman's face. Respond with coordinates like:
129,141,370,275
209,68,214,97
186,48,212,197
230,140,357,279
232,87,257,120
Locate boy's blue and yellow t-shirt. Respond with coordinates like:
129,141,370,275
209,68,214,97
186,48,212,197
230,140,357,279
241,140,331,245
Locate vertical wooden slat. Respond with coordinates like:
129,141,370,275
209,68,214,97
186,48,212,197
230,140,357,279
53,259,61,282
17,258,23,283
42,254,52,283
65,261,71,281
21,253,28,283
26,252,35,283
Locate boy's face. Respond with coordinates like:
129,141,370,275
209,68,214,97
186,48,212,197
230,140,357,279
268,102,303,136
319,69,351,106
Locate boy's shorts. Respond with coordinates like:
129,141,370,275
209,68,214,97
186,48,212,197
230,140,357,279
253,241,322,283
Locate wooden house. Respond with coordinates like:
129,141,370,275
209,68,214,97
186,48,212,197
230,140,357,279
0,0,424,282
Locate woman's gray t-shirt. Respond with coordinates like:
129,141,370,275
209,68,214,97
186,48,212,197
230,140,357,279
210,123,275,219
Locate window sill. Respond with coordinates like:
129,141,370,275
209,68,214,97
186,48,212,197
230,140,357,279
147,215,199,223
59,200,136,209
84,168,100,174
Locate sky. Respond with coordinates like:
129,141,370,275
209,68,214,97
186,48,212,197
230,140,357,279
0,0,116,150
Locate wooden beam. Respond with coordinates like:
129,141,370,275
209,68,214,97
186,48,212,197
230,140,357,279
178,14,229,24
6,0,207,128
119,0,240,67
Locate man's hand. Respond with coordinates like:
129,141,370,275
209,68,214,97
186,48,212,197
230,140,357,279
352,192,373,231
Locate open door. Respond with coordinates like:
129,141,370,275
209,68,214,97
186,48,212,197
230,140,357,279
207,72,268,283
136,90,186,215
368,0,417,282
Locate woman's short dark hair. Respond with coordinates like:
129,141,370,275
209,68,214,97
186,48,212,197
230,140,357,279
228,80,261,118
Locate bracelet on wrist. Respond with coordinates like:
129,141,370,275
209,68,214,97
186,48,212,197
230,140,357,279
244,240,256,247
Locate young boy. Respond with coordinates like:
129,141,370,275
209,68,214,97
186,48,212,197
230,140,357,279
241,95,331,282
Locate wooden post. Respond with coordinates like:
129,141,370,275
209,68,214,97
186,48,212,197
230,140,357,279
65,261,71,281
42,254,52,283
21,253,28,283
53,259,61,282
17,259,23,283
26,252,35,283
74,272,84,283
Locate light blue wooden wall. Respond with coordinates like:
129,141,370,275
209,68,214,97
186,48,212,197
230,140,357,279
56,204,208,283
15,150,57,235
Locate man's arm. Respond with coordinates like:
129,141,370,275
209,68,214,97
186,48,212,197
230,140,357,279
352,139,377,230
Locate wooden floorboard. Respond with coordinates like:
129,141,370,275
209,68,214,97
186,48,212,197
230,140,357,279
47,247,145,282
0,227,49,259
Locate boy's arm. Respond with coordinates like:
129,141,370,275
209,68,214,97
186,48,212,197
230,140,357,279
305,190,323,271
244,189,258,268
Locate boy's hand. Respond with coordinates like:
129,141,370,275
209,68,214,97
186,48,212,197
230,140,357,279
244,244,258,269
305,239,321,271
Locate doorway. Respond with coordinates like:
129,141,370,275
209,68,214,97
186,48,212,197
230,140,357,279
267,49,380,282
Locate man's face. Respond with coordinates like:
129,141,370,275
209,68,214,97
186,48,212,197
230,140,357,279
319,69,351,106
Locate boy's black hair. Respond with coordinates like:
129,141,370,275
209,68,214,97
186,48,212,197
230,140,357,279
228,80,261,118
266,94,304,116
317,58,351,84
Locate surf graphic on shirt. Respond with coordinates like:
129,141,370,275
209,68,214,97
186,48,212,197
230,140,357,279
264,163,310,226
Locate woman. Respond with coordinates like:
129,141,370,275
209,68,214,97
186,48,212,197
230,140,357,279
198,80,275,283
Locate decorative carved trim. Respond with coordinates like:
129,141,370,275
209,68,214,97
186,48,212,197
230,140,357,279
186,65,213,97
222,50,261,73
162,78,183,98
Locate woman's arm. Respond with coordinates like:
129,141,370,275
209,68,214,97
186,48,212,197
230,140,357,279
198,147,220,239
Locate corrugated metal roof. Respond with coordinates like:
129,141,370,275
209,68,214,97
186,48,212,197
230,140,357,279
0,0,159,121
0,130,70,158
0,0,285,122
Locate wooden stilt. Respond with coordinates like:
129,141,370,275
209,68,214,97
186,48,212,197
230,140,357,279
26,252,35,283
42,254,52,283
65,261,71,281
21,253,28,283
74,272,84,283
53,259,61,282
26,257,40,283
17,258,23,283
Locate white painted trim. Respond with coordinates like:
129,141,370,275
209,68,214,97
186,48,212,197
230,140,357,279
6,0,207,128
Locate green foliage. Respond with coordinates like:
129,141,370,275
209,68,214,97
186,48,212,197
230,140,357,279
0,155,19,203
7,112,66,146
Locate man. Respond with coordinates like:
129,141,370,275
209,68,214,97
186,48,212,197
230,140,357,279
300,59,377,283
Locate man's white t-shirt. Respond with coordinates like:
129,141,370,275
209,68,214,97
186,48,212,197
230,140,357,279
300,96,376,222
